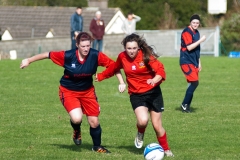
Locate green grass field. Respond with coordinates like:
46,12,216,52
0,57,239,160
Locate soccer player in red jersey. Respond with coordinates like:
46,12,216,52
179,14,206,113
20,32,125,153
96,33,174,157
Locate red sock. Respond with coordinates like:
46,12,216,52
157,132,170,151
137,125,146,133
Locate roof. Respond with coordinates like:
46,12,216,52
0,6,121,39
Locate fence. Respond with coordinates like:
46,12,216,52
0,27,220,59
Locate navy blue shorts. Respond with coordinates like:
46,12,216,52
130,86,164,112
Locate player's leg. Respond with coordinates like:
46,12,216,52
86,116,109,153
148,86,174,157
69,108,83,145
180,64,199,112
59,86,83,145
150,111,173,156
134,106,149,148
81,86,110,153
130,92,149,148
182,80,199,110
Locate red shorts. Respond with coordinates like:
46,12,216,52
181,64,199,82
59,85,100,116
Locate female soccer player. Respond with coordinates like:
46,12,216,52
95,33,174,157
20,32,125,153
179,14,206,113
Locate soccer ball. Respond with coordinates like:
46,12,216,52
144,143,164,160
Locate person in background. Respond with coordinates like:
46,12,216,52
89,11,105,52
95,33,174,157
179,14,206,113
0,27,2,41
122,12,141,35
20,32,125,154
70,7,83,49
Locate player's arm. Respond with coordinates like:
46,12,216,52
147,75,163,86
147,59,166,86
96,54,122,80
96,61,119,81
96,53,126,92
186,35,206,51
198,58,202,71
20,52,49,69
114,70,126,93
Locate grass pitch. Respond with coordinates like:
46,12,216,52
0,57,239,160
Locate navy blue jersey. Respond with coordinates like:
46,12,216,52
49,48,114,91
180,26,200,67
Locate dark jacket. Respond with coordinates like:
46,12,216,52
89,18,105,40
70,12,83,32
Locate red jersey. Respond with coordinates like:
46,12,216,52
98,50,166,94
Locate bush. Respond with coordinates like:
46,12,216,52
221,13,240,54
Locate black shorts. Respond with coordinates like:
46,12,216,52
130,86,164,112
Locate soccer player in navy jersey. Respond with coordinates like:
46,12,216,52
20,32,125,153
95,33,174,157
179,14,206,113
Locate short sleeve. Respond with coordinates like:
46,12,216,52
182,31,193,46
49,51,65,66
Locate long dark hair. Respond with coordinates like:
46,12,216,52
121,33,159,66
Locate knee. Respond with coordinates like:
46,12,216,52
71,116,82,124
88,117,99,128
138,117,148,127
90,123,99,128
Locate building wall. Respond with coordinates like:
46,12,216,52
0,37,71,59
0,28,217,59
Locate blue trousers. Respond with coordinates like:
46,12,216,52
71,31,76,49
92,39,103,51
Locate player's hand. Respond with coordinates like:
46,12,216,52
20,58,30,69
198,63,202,72
118,83,126,93
201,35,206,42
95,74,99,82
147,79,155,86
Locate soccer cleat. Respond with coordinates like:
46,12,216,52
92,145,111,153
134,132,144,148
181,104,191,113
72,130,82,145
164,150,174,157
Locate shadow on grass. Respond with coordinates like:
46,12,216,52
50,143,93,152
113,145,143,155
175,106,198,113
50,143,143,155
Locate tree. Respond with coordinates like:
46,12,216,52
109,0,166,30
164,0,208,28
221,13,240,54
0,0,87,7
108,0,209,29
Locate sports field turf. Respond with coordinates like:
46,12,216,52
0,57,239,160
